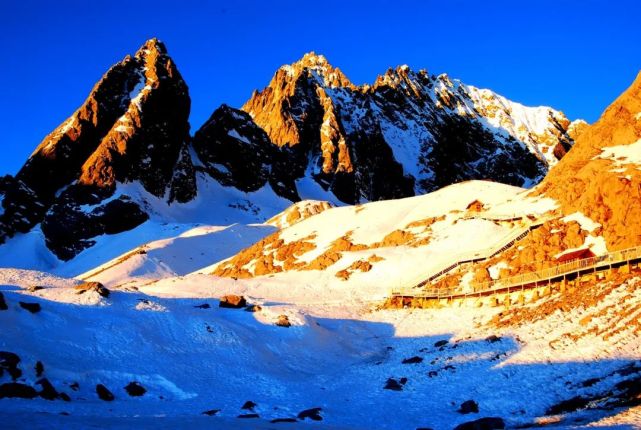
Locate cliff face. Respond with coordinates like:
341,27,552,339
0,45,583,260
537,72,641,250
0,39,195,259
237,53,579,204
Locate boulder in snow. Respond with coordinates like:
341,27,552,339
96,384,115,401
402,356,424,364
459,400,479,414
453,417,505,430
75,281,110,298
124,381,146,397
0,292,7,310
36,378,59,400
19,301,41,313
276,314,291,327
219,295,247,308
0,382,38,399
298,407,323,421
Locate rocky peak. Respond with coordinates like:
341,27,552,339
281,51,353,88
537,71,641,250
2,38,194,258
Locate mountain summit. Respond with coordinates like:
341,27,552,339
240,52,580,202
0,41,583,260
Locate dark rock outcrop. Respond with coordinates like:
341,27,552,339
0,38,192,259
298,407,323,421
0,352,21,380
36,378,59,400
124,381,146,397
402,356,423,364
0,292,7,311
96,383,115,401
459,400,479,414
454,417,505,430
0,382,38,399
19,302,41,313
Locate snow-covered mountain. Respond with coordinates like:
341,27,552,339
242,52,583,203
1,64,641,429
0,39,582,262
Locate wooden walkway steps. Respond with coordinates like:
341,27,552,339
404,214,555,290
392,245,641,301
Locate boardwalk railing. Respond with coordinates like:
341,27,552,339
402,214,554,291
392,244,641,300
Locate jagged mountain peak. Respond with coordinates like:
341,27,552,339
2,38,194,259
274,51,353,89
537,70,641,250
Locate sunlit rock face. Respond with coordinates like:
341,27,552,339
537,72,641,250
240,52,578,204
0,39,193,258
0,45,580,259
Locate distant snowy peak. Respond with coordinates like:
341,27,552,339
240,53,578,203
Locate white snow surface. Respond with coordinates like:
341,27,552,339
3,179,641,429
595,138,641,169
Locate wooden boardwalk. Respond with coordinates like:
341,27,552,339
392,244,641,301
403,214,554,290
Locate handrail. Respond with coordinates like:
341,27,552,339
392,244,641,299
402,214,554,291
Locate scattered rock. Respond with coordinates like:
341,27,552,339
96,384,115,401
202,409,220,416
245,304,262,312
0,292,7,310
69,382,79,391
546,396,590,415
59,392,71,401
75,282,110,298
434,340,448,348
0,382,38,399
384,378,404,391
485,335,501,343
459,400,479,414
237,413,260,419
0,351,21,380
298,407,323,421
35,361,44,377
428,371,438,378
37,378,58,400
194,303,211,309
219,295,247,309
402,356,424,364
124,381,146,397
19,302,41,313
453,417,505,430
276,315,291,327
241,400,257,410
27,285,45,292
271,418,297,423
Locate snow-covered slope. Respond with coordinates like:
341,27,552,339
1,262,640,429
208,180,558,295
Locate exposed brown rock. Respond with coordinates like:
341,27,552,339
219,295,247,309
537,71,641,250
75,281,110,298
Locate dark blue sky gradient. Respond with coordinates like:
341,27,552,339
1,0,640,174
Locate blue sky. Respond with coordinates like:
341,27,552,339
1,0,640,175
